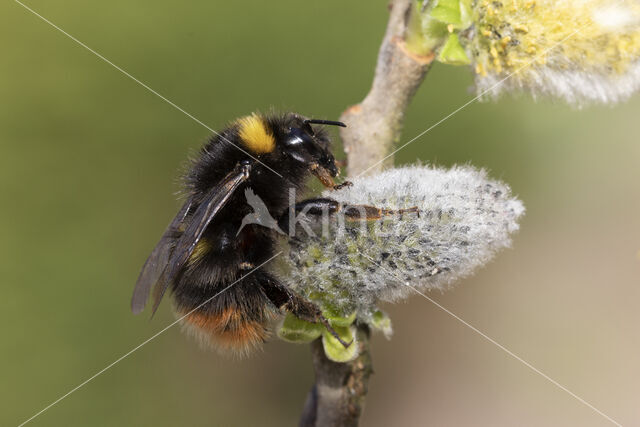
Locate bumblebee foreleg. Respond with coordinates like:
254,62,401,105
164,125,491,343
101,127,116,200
280,197,419,225
331,180,353,191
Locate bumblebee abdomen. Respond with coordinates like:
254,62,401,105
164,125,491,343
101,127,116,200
173,273,275,356
178,307,272,356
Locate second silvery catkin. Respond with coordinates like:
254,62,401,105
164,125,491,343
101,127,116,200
469,0,640,105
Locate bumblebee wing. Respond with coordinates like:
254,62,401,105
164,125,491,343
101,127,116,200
150,165,250,314
131,199,192,314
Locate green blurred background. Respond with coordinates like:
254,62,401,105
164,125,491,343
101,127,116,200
2,1,639,426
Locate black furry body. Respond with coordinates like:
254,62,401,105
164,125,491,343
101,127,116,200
132,112,339,353
175,114,316,308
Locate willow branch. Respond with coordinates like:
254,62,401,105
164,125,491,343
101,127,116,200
300,1,436,426
300,327,372,427
340,0,435,176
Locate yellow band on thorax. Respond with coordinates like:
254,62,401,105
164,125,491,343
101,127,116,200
236,114,276,154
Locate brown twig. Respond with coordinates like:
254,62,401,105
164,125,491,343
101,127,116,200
300,327,372,427
340,0,434,177
300,1,436,426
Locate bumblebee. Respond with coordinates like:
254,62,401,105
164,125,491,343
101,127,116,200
131,112,407,355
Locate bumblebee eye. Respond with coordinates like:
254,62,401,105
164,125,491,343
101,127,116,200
284,127,309,147
283,127,320,163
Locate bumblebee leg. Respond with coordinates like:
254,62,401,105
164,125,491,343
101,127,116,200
277,198,340,231
308,164,352,191
280,197,420,223
309,163,336,188
343,204,420,220
261,277,352,348
332,181,353,191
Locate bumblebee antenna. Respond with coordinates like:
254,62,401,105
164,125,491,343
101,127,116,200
304,119,347,128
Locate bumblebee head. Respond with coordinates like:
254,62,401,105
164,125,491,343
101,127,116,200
280,117,345,186
235,113,346,187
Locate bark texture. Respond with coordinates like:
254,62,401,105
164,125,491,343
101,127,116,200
300,327,372,427
300,1,436,425
340,0,434,177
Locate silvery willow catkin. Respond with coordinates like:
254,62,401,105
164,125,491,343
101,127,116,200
279,165,525,322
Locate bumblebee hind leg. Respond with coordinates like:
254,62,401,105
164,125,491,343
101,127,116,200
260,274,352,348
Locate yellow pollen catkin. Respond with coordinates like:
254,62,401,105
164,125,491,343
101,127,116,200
469,0,640,104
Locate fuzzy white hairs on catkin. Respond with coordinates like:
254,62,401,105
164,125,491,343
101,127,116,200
476,61,640,106
281,165,525,321
468,0,640,106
